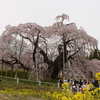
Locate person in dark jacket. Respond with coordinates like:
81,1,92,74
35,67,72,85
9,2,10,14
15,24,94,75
92,79,99,88
59,79,63,88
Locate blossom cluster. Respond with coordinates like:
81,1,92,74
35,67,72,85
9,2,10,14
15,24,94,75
0,88,43,97
95,72,100,83
43,87,100,100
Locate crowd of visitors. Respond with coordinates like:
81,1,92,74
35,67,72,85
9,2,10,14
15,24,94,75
59,78,99,93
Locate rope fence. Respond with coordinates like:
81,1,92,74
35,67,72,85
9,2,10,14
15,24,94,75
0,76,58,88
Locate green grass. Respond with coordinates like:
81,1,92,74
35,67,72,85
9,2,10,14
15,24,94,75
0,76,58,88
0,69,59,99
0,69,59,87
0,69,59,83
0,79,59,100
0,69,58,91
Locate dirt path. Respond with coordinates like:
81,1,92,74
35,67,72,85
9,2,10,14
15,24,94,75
0,94,43,100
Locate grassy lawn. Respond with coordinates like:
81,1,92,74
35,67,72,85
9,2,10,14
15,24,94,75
0,69,59,100
0,81,43,100
0,76,59,100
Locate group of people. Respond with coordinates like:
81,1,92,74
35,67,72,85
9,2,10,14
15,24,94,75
59,78,99,93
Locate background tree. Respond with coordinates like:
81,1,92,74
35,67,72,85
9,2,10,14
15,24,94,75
0,27,32,77
88,49,100,60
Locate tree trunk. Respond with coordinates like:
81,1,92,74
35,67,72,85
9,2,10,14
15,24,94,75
51,53,63,78
40,49,64,79
10,63,13,77
1,62,3,76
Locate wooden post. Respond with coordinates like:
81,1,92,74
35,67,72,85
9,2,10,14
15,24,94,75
39,80,41,85
17,77,19,84
58,82,60,88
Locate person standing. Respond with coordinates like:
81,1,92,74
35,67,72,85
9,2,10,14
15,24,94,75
59,79,63,88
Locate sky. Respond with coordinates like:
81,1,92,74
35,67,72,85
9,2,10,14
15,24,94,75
0,0,100,49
